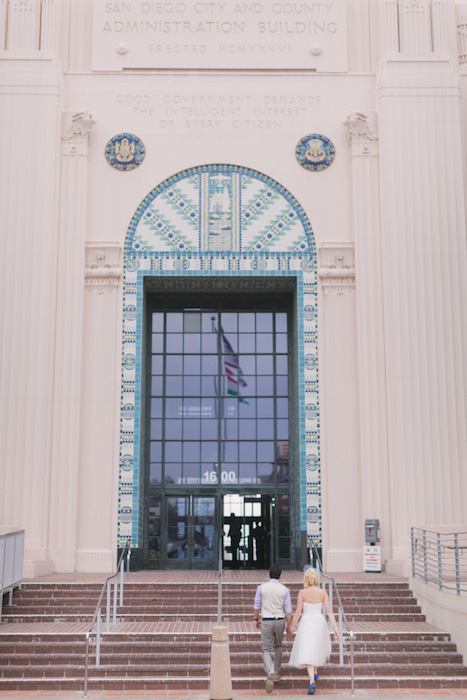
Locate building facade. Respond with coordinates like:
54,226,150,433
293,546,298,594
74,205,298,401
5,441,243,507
1,0,467,576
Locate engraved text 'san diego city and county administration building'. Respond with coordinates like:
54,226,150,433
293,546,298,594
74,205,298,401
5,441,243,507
1,0,467,575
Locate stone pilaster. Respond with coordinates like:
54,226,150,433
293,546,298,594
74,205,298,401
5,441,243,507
377,12,467,572
47,111,95,572
344,111,391,565
379,0,399,53
318,245,362,571
75,243,122,572
40,0,60,53
6,0,40,51
399,0,432,52
456,2,467,64
0,56,62,576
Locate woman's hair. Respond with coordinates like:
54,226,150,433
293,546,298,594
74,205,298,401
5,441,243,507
303,568,320,588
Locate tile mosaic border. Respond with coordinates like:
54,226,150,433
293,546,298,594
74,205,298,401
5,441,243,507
119,164,321,558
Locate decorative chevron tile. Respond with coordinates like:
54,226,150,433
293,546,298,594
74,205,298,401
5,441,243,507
119,164,321,554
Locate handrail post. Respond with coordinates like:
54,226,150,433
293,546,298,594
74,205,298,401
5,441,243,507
106,580,111,631
0,537,5,624
437,532,443,591
120,559,124,607
350,630,355,696
113,579,118,625
338,607,343,666
84,632,90,697
411,527,416,577
454,533,461,596
217,533,223,626
423,529,428,583
96,609,101,667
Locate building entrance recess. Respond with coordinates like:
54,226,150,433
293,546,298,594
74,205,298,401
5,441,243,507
143,293,294,569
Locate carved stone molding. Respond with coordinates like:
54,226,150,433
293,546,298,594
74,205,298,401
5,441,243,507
318,244,355,294
85,244,122,294
456,3,467,64
344,111,378,157
61,110,96,156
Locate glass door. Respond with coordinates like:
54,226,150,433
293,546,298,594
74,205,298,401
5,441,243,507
166,494,217,569
144,295,294,569
223,493,273,569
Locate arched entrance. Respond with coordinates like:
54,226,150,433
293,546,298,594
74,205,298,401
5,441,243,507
118,164,320,569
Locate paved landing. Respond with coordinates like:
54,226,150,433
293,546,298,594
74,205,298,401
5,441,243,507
0,692,466,698
1,620,442,636
20,572,407,585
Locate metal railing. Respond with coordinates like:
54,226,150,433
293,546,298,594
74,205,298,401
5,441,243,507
217,533,223,625
411,527,467,596
0,528,25,622
83,539,131,697
309,540,355,696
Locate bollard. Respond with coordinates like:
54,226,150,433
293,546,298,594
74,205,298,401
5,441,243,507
209,626,233,700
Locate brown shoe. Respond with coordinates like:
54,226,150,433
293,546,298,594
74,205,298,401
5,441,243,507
272,674,281,682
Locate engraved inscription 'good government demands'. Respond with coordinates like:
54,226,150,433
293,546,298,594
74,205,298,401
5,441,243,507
92,1,347,71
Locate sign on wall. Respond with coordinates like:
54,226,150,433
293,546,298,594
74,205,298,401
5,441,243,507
92,1,348,71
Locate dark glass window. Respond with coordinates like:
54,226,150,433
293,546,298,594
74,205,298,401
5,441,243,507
148,305,290,486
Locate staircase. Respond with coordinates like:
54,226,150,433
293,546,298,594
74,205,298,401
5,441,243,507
1,577,466,692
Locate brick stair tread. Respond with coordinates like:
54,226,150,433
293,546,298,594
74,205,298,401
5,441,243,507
0,674,466,686
3,649,462,663
2,611,428,620
4,580,466,692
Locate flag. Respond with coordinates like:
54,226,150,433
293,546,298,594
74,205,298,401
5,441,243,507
220,330,249,403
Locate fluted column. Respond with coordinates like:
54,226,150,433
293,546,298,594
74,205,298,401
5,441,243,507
379,0,400,53
6,0,40,50
399,0,432,52
0,56,62,576
377,40,467,573
344,112,391,565
319,246,362,572
47,112,95,572
75,244,122,573
40,0,60,53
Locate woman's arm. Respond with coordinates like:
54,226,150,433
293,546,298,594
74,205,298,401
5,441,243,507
289,589,303,633
323,590,339,639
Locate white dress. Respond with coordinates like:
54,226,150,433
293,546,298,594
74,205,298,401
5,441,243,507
288,602,332,669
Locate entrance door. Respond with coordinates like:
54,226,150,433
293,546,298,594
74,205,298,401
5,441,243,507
144,296,294,569
166,494,217,569
223,493,273,569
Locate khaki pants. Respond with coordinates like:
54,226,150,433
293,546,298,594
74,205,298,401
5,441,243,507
261,618,286,675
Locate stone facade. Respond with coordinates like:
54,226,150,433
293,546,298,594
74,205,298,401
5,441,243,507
0,0,466,575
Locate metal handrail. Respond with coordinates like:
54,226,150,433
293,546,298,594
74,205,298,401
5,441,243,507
411,527,467,596
83,539,131,697
0,528,25,623
309,539,355,697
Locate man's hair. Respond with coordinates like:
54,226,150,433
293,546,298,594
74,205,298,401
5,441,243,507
269,564,282,579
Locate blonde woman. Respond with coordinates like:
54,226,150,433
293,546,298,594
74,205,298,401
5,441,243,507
288,568,339,695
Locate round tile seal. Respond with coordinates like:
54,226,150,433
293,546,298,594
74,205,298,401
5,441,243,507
105,133,145,171
296,133,335,171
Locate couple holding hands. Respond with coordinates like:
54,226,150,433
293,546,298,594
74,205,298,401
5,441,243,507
253,564,339,695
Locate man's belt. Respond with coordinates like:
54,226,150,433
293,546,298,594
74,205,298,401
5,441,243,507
262,617,285,620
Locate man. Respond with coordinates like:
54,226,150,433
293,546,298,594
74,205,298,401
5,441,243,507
228,513,242,568
253,564,293,693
